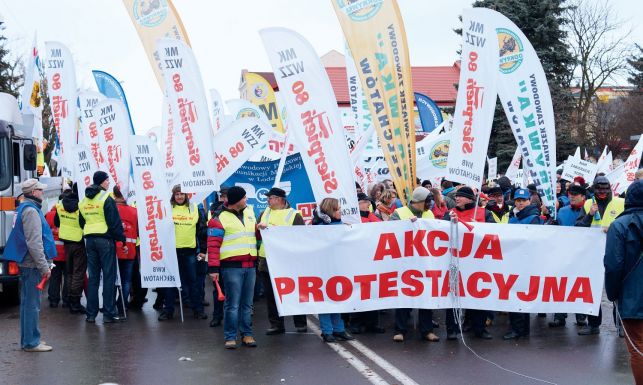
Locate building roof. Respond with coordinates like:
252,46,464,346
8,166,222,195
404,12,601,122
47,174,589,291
243,61,460,107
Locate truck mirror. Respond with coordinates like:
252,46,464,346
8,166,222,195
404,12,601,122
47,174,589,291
23,144,37,171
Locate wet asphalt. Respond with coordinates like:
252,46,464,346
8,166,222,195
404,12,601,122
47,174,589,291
0,290,635,385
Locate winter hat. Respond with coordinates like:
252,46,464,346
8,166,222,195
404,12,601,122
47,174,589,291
573,176,586,186
93,171,109,185
625,180,643,209
357,192,370,202
487,186,503,196
410,187,432,203
568,184,587,196
455,186,475,201
227,186,246,205
593,175,610,187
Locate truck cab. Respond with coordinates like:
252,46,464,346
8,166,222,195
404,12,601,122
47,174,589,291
0,116,62,304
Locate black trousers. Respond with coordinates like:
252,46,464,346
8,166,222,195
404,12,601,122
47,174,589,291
259,270,307,329
63,242,86,300
509,313,531,335
48,261,68,304
446,308,488,334
395,308,432,335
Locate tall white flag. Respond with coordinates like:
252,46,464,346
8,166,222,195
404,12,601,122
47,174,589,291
93,99,131,196
129,135,181,288
157,38,217,194
260,27,359,223
445,9,498,189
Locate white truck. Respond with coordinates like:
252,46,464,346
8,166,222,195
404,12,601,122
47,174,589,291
0,98,62,304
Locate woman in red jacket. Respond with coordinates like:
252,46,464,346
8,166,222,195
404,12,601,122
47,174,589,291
45,203,67,308
113,186,138,318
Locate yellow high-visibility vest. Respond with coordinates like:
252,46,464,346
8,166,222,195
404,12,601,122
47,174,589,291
55,202,83,242
394,206,434,220
491,207,511,224
173,203,199,249
258,207,298,258
583,197,624,228
219,208,257,260
79,191,109,235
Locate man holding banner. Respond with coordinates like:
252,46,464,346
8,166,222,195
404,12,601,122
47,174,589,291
257,187,308,335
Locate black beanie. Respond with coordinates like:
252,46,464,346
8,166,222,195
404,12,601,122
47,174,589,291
455,186,476,201
93,171,109,185
227,186,246,205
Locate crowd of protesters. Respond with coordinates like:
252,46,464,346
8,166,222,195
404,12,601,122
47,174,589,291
8,169,643,383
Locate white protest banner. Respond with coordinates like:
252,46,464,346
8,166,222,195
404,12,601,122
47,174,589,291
213,117,271,182
486,9,557,214
77,90,105,148
606,136,643,195
159,99,182,187
93,99,131,196
263,219,604,316
514,169,525,187
597,151,613,175
561,155,598,183
45,41,77,178
573,147,580,159
445,9,498,189
71,144,99,199
344,41,374,155
209,88,224,134
144,126,161,148
505,147,521,180
157,38,217,194
416,130,451,184
260,27,359,223
487,157,498,180
129,135,181,288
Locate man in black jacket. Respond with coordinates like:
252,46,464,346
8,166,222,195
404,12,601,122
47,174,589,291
79,171,125,323
604,180,643,383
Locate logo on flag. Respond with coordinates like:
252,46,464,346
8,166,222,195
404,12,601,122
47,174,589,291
252,84,267,100
337,0,383,21
133,0,168,27
429,140,449,168
497,28,524,74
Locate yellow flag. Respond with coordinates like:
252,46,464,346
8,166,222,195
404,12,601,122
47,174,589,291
332,0,416,204
242,72,285,134
122,0,191,89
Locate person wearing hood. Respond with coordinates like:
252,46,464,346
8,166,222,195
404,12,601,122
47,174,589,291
444,186,494,341
5,179,56,352
79,171,126,324
503,188,543,340
311,198,355,343
576,175,625,336
45,197,68,309
604,180,643,383
548,184,589,328
207,186,259,349
112,186,138,319
54,183,86,315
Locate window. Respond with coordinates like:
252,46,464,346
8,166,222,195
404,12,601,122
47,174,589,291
0,135,11,191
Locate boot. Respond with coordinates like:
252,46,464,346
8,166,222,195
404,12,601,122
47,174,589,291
69,298,86,315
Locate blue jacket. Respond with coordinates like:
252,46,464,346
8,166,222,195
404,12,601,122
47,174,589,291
508,204,543,225
4,200,57,263
604,180,643,319
557,204,583,227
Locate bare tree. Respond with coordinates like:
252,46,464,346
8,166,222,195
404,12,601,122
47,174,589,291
587,97,640,159
566,0,633,144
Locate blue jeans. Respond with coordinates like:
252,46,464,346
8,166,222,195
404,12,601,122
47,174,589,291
116,259,134,314
222,267,255,341
164,251,203,314
20,267,42,349
319,313,345,335
86,237,117,318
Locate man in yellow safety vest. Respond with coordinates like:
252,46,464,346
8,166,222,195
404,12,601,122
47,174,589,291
79,171,126,324
256,187,307,335
54,183,87,315
207,186,259,349
576,175,625,335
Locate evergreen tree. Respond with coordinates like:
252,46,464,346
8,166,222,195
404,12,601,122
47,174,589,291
628,44,643,91
0,26,23,97
459,0,576,170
